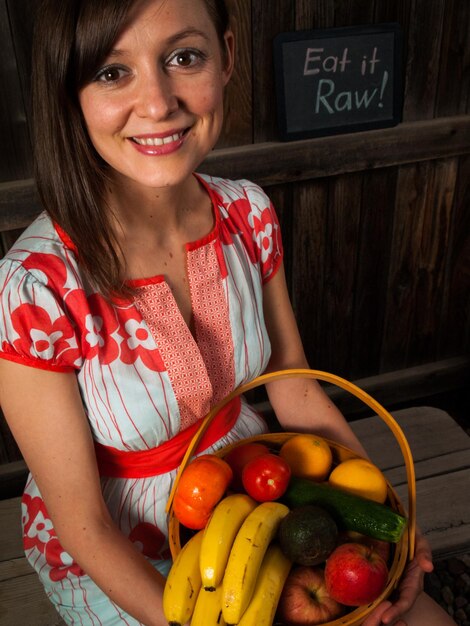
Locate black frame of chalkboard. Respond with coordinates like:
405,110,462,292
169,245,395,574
273,23,403,141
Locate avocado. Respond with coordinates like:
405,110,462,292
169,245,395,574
278,505,338,566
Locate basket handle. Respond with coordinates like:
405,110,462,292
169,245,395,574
165,369,416,560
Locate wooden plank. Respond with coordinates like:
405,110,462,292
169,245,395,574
290,179,328,366
0,0,33,182
403,0,446,121
0,457,27,491
394,470,470,560
5,0,36,131
0,560,66,626
0,497,22,560
254,357,470,419
1,116,469,233
440,153,470,355
218,0,253,147
202,116,470,186
385,449,470,487
295,0,334,29
350,406,470,469
320,173,363,374
434,0,470,117
381,158,458,370
349,167,397,378
251,0,294,142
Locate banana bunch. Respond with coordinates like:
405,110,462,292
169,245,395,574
163,496,291,625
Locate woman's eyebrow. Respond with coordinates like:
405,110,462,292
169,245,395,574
166,28,211,45
107,28,211,59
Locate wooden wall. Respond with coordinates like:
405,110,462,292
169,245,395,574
0,0,469,464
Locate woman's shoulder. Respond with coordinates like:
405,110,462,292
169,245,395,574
196,173,271,206
0,212,80,291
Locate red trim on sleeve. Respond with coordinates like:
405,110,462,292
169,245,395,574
0,350,77,373
262,251,284,285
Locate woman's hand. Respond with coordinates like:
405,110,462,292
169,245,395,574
362,531,434,626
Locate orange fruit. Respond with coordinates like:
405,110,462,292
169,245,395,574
328,458,388,503
279,434,333,481
173,455,233,529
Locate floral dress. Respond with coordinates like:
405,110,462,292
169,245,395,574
0,175,283,624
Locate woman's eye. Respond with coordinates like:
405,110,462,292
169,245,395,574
94,65,128,83
167,48,205,69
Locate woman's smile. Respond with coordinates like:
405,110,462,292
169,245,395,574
130,129,188,155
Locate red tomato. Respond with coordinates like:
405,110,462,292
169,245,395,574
173,454,233,529
224,442,270,491
242,453,291,502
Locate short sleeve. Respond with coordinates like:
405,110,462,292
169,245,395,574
0,259,82,372
216,177,284,284
241,180,284,283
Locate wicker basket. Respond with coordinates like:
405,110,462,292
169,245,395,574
166,369,416,626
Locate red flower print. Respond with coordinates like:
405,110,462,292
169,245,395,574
22,253,69,298
248,207,277,264
10,303,79,367
129,523,171,560
22,494,52,551
220,198,258,264
22,494,84,581
66,291,121,364
44,538,84,581
117,309,165,372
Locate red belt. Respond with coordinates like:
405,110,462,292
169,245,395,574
94,396,241,478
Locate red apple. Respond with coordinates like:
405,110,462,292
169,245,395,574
325,542,389,606
224,442,270,491
337,530,391,565
277,566,343,625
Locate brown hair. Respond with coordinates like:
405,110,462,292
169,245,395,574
32,0,230,299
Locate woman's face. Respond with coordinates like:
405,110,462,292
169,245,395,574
78,0,233,192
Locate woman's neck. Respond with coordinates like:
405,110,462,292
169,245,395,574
106,175,202,242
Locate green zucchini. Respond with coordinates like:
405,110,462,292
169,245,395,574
283,477,407,543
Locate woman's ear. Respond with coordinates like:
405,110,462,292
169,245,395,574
222,30,235,85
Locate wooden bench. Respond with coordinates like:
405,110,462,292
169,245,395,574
0,406,469,626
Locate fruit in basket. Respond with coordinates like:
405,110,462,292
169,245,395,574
277,566,343,625
324,542,389,606
242,453,291,502
237,544,292,625
224,442,270,490
337,530,391,564
278,505,338,566
162,530,204,625
191,585,227,626
328,458,388,503
173,454,233,529
200,493,257,590
284,477,407,542
279,434,332,481
222,501,289,624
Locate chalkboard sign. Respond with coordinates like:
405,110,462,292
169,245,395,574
273,23,403,141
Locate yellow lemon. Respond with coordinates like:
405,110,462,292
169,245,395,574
328,458,388,503
279,434,332,481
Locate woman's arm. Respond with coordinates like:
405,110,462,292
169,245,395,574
262,263,368,456
0,359,167,626
262,263,437,626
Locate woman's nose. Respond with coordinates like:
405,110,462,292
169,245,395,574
133,69,179,120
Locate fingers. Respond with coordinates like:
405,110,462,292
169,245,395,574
361,600,392,626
